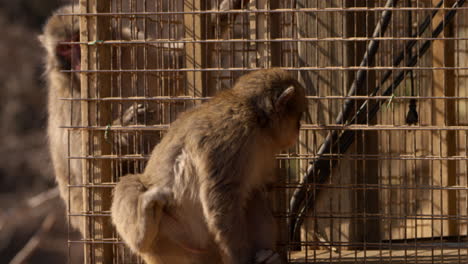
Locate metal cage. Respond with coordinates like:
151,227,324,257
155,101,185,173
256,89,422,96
63,0,468,263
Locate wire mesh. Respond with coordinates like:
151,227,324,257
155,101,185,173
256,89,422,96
58,0,468,263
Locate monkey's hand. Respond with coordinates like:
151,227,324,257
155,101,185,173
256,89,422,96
254,249,281,264
112,104,153,148
114,103,149,126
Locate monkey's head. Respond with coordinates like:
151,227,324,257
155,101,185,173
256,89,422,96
233,68,308,150
39,5,80,73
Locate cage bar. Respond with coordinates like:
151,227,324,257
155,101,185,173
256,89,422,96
62,0,468,263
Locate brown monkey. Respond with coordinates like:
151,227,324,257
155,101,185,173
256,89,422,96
41,0,256,241
39,5,180,235
111,68,307,264
40,5,88,234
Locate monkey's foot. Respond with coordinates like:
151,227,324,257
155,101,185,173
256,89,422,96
255,249,281,264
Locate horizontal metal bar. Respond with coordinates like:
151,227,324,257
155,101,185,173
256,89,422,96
61,124,468,131
67,183,468,191
290,215,468,221
276,183,468,191
67,211,468,221
60,96,209,101
67,154,468,161
57,6,468,17
61,66,468,73
58,95,468,101
290,241,468,249
68,240,123,244
277,155,468,161
60,36,468,45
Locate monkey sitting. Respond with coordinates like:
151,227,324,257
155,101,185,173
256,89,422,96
40,0,259,246
111,68,307,264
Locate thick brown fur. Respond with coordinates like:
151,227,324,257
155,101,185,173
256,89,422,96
111,68,307,264
40,0,259,245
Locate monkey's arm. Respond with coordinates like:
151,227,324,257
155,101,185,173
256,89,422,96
111,174,173,253
200,181,250,264
246,189,282,264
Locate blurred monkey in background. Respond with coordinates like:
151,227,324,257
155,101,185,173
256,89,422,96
39,4,181,235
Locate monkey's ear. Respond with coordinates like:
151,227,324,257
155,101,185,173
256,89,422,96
275,86,295,112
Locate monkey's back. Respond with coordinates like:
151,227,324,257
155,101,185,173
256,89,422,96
124,68,304,263
142,89,260,184
138,91,261,262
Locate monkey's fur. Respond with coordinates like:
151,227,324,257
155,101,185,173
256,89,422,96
111,68,307,264
39,5,168,235
40,1,255,243
40,5,85,233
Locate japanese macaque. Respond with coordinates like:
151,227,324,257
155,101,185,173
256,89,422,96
40,4,90,235
39,4,181,235
40,0,256,241
111,68,307,264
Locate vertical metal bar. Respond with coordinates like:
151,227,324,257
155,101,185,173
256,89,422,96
80,0,113,262
270,0,281,68
355,0,381,247
79,1,91,262
268,0,286,259
248,0,257,68
431,0,457,238
94,0,113,262
256,0,271,68
184,0,206,102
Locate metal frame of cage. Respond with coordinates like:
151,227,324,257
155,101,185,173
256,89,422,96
61,0,468,263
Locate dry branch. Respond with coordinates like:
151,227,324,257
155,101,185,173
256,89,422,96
0,188,60,254
9,213,56,264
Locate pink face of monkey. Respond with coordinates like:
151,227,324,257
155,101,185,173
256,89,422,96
56,33,80,71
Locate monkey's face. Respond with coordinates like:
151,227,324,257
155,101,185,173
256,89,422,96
56,33,81,72
39,9,81,78
275,110,303,149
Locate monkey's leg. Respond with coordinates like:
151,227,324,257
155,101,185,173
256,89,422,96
111,174,173,253
200,184,250,264
254,249,281,264
246,189,282,264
